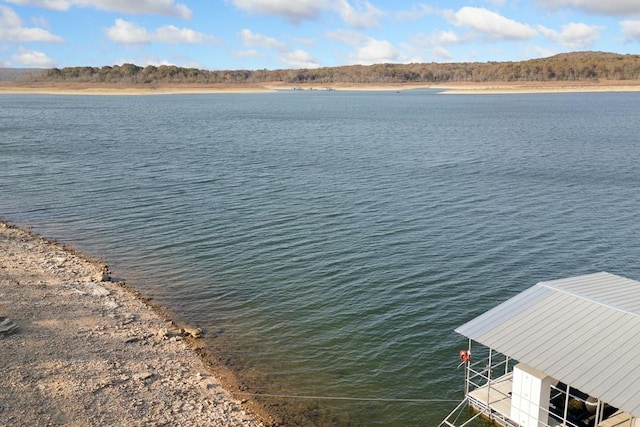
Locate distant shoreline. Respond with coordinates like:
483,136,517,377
1,80,640,95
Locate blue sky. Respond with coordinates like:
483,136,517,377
1,0,639,69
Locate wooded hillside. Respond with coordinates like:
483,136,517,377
18,51,640,85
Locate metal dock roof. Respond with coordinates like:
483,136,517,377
455,272,640,418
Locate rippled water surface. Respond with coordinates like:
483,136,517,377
2,91,639,426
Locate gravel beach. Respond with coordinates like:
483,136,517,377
0,220,268,426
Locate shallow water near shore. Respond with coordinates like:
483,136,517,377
2,90,639,426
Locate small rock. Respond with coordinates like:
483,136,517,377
87,283,111,297
103,299,119,310
133,372,153,381
93,271,110,282
0,317,18,335
121,315,135,325
182,327,203,338
200,382,216,390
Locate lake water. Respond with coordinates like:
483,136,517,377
1,90,639,426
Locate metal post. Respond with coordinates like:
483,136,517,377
562,384,570,426
504,355,509,376
487,348,493,420
594,400,601,425
464,339,471,396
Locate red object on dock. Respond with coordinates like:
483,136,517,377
459,350,471,363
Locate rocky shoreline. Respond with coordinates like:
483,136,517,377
0,220,269,426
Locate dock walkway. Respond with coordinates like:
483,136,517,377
468,374,634,427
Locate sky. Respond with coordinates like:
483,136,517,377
1,0,639,70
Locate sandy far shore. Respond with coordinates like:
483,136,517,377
0,220,272,426
428,79,640,94
0,82,277,95
1,80,640,95
292,80,640,94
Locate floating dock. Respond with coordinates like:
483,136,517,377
440,272,639,427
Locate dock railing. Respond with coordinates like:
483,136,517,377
439,341,635,427
439,344,515,427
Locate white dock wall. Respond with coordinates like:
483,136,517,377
510,363,552,427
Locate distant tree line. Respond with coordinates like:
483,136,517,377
0,68,42,82
28,51,640,85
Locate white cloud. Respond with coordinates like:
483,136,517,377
413,30,471,47
0,5,64,41
239,28,287,50
147,59,176,66
530,45,557,58
237,29,318,69
433,46,452,61
483,0,506,6
535,0,640,16
327,29,402,64
105,19,218,44
106,19,150,43
621,20,640,42
154,25,217,43
538,22,602,48
335,0,384,28
82,0,191,18
350,38,399,65
12,47,56,66
445,7,538,41
232,0,324,24
4,0,71,11
231,0,382,27
278,49,320,68
4,0,191,18
405,30,470,63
